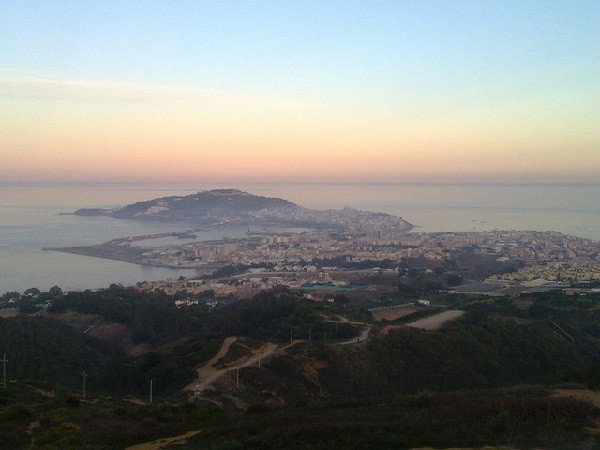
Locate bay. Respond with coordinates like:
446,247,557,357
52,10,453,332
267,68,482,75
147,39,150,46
1,183,598,293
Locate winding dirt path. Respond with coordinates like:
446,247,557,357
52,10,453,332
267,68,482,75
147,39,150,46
185,337,278,394
206,336,238,367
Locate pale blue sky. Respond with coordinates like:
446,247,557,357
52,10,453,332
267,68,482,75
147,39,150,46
3,1,598,100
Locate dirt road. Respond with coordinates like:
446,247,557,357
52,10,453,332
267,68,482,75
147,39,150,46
340,326,371,345
186,337,278,394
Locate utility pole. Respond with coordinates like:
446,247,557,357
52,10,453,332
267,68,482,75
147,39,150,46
236,370,239,388
82,371,87,398
290,326,293,343
149,379,153,405
1,354,8,390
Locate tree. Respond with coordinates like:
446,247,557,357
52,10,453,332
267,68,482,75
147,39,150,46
445,274,463,287
18,299,41,314
49,286,63,297
2,292,20,302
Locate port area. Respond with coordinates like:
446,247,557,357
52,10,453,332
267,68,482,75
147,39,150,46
42,228,210,269
104,229,207,245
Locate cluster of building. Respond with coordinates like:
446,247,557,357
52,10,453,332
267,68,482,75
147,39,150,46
488,260,599,284
135,269,365,305
127,227,600,304
253,206,413,232
138,229,597,280
5,222,596,314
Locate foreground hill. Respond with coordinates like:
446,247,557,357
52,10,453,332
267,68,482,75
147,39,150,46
1,288,598,448
3,288,598,399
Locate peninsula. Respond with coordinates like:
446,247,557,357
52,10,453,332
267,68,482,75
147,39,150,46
72,188,413,231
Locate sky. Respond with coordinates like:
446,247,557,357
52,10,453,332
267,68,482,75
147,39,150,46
1,1,599,184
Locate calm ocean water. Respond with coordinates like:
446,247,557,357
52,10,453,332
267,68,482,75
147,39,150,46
1,183,598,293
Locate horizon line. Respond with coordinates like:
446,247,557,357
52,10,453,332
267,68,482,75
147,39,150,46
2,180,599,188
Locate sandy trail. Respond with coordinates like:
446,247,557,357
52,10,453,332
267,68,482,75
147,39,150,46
125,430,201,450
205,336,238,368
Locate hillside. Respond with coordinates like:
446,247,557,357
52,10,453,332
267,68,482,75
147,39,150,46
1,288,598,448
0,316,121,387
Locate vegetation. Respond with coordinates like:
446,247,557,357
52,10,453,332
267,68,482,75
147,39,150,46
183,394,597,449
0,316,119,387
362,316,590,393
0,287,597,448
0,384,596,449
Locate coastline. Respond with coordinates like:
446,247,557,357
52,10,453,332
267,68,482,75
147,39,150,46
2,183,598,292
43,246,216,270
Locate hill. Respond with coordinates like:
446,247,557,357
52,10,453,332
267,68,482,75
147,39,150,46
71,188,413,231
73,189,299,222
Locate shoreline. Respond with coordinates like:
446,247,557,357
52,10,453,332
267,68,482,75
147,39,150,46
43,246,217,270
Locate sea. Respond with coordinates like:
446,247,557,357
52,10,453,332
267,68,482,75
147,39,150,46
1,183,598,293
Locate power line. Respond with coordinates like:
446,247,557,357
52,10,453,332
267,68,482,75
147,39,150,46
82,371,87,398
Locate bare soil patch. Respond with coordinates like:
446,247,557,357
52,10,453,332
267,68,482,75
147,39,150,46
125,430,202,450
0,308,18,318
370,305,418,321
406,310,465,330
553,389,600,407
